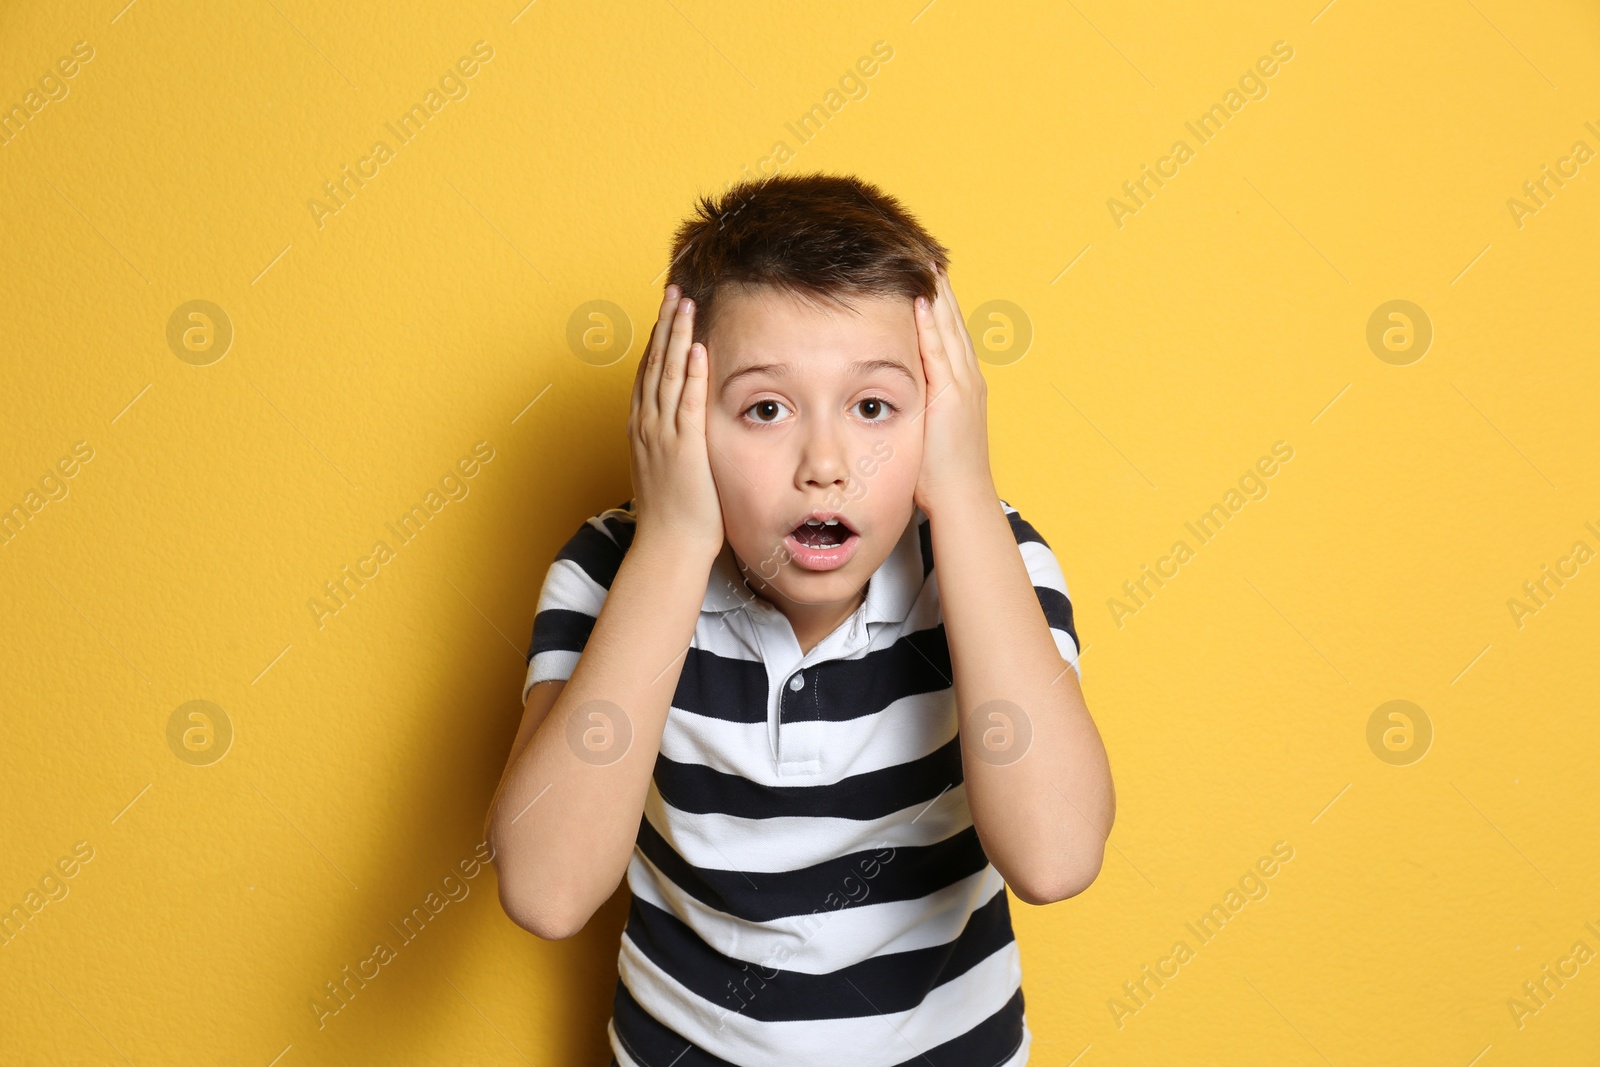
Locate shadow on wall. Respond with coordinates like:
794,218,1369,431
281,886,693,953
290,325,638,1060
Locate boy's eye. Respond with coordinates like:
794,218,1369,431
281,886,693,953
855,397,895,421
742,397,897,424
746,399,791,423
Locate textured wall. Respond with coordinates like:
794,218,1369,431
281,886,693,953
2,1,1597,1063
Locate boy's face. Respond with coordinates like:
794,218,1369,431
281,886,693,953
703,283,925,614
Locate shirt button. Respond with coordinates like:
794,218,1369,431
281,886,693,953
788,673,805,691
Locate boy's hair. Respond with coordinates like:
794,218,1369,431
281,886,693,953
665,172,951,347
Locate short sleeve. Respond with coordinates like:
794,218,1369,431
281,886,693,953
520,500,637,705
1000,499,1082,680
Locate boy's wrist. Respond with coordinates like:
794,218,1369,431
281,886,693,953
919,477,1000,527
629,526,722,576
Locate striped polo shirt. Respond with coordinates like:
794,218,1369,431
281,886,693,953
522,497,1081,1067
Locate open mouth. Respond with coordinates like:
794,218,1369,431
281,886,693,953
792,520,852,549
780,509,862,571
789,513,857,549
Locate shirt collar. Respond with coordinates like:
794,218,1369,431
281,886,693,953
701,507,927,625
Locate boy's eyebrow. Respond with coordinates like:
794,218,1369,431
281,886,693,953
719,358,917,397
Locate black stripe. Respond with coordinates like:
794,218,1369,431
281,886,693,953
672,646,768,723
918,517,934,580
604,498,638,538
526,607,599,666
553,516,630,588
1034,584,1080,650
1001,504,1081,652
653,733,962,821
610,976,1027,1066
635,816,990,923
668,624,953,726
525,505,635,662
622,883,1017,1022
802,625,953,721
1003,507,1047,549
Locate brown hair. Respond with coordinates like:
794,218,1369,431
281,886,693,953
664,172,951,347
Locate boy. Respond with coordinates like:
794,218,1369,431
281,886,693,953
485,173,1115,1066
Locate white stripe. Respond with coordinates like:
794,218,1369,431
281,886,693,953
520,555,612,702
1053,630,1083,678
627,850,1008,974
606,1018,634,1067
658,685,958,783
523,650,578,704
1018,536,1071,596
540,552,611,614
643,779,973,874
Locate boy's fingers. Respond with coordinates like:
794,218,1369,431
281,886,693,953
936,270,979,371
656,297,695,420
630,309,655,422
630,354,643,423
914,295,951,394
640,287,682,421
929,271,970,387
677,342,709,434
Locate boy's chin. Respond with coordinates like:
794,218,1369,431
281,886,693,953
756,573,864,611
741,542,880,602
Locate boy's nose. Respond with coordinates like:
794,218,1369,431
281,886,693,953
795,422,850,490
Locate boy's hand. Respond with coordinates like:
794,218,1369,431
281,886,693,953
912,265,997,520
628,285,725,563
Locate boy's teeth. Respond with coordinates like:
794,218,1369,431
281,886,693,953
791,515,854,549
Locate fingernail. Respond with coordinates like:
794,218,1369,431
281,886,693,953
666,284,680,298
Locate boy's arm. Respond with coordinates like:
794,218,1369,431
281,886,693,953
912,267,1114,905
930,489,1114,905
485,285,722,940
484,528,710,939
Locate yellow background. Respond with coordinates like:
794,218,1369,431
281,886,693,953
3,0,1597,1062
